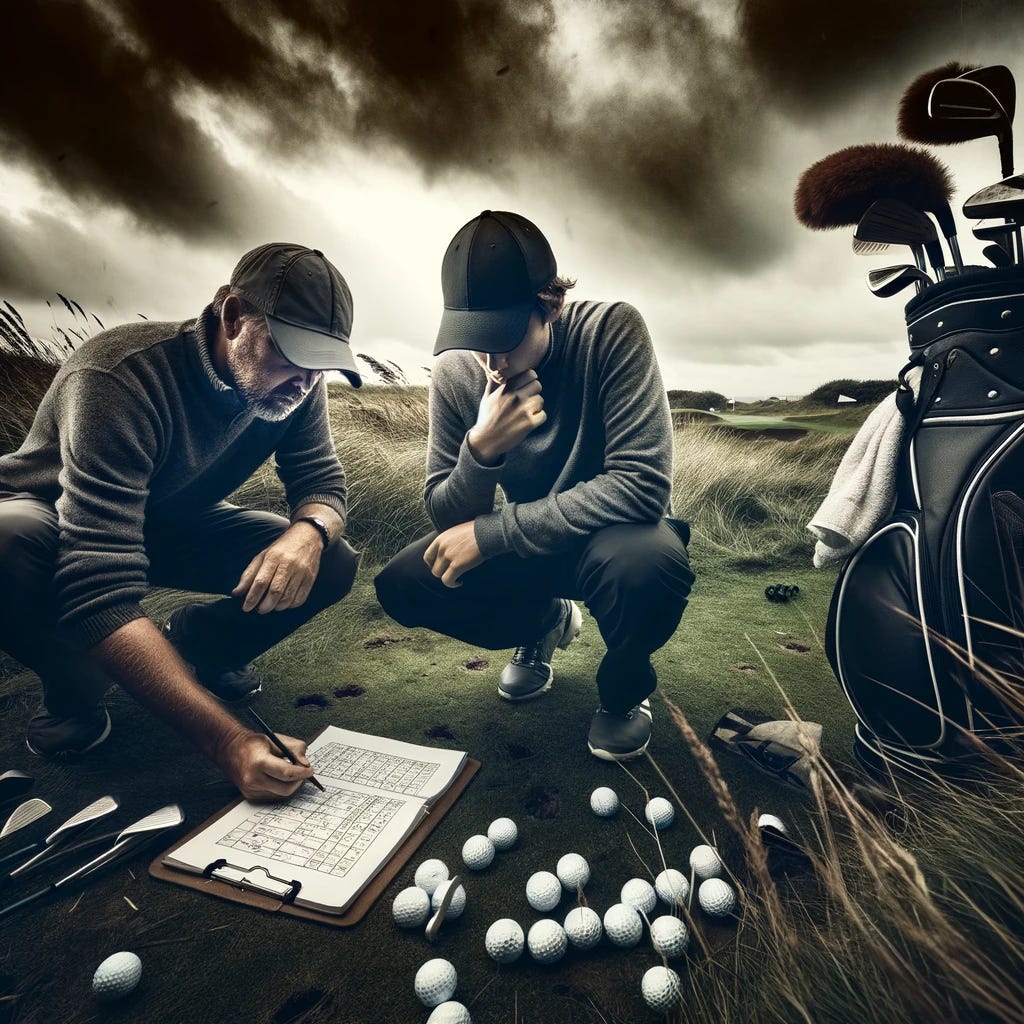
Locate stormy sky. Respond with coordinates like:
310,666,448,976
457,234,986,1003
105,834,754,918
2,0,1023,396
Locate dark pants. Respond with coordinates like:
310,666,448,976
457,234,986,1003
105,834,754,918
374,518,694,714
0,494,359,716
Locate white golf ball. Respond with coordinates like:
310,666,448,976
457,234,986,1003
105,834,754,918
527,919,568,964
650,915,689,958
428,1002,472,1024
462,834,496,871
645,796,675,830
431,879,467,919
487,817,518,850
92,951,142,1001
689,844,724,880
758,813,787,834
590,786,619,817
603,903,643,947
699,878,738,918
525,870,562,911
485,918,525,964
414,958,458,1008
655,868,690,908
642,965,682,1012
415,858,450,896
620,877,657,916
555,852,590,891
392,885,431,928
563,906,602,950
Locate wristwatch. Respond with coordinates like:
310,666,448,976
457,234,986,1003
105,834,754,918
295,515,331,550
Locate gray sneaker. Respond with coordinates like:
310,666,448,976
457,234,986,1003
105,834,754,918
588,700,653,761
498,600,583,701
26,705,112,759
161,612,261,703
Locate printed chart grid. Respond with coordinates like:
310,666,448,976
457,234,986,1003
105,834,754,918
313,743,436,795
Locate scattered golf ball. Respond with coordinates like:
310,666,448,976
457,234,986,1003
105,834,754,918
428,1002,472,1024
655,868,690,908
621,877,657,916
527,919,568,964
758,813,787,834
642,965,682,1012
526,870,562,911
650,915,689,958
485,918,525,964
487,817,518,850
690,844,724,880
392,885,431,928
603,903,643,947
415,858,450,896
563,906,602,950
555,852,590,891
462,834,496,871
645,796,675,830
92,951,142,1001
414,958,458,1008
590,786,619,817
431,879,467,919
699,878,738,918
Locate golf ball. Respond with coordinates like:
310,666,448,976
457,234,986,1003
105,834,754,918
415,858,450,896
487,817,518,850
642,966,682,1012
699,878,738,918
603,903,643,947
655,868,690,908
650,915,689,958
555,852,590,891
590,786,619,817
563,906,602,950
431,879,467,919
526,870,562,911
392,885,431,928
758,813,787,834
620,877,657,916
414,958,458,1008
485,918,525,964
92,951,142,1001
690,844,724,880
645,796,675,830
462,834,496,871
527,919,568,964
428,1002,472,1024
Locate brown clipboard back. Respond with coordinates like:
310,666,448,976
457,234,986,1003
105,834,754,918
149,756,480,928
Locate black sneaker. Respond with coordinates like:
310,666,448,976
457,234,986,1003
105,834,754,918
498,600,583,701
26,705,111,759
588,700,653,761
161,613,261,703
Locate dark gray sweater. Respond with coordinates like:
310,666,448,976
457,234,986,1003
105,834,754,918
0,309,347,649
425,300,673,558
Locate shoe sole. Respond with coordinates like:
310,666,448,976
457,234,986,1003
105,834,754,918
588,737,650,762
497,675,553,702
25,711,112,760
211,682,262,704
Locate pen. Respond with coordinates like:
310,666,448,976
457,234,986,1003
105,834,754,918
247,708,326,792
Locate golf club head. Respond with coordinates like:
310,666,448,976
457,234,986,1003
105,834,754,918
973,218,1017,244
963,175,1024,220
898,61,979,144
855,199,946,279
983,243,1012,267
0,799,51,840
8,795,120,878
867,264,932,297
930,77,1014,177
0,771,33,807
958,65,1015,123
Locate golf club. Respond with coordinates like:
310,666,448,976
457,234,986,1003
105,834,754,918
958,65,1015,125
851,236,929,276
866,264,933,298
983,243,1012,267
929,76,1014,179
855,199,947,281
0,799,51,840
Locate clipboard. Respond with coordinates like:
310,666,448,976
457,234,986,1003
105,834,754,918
149,756,480,928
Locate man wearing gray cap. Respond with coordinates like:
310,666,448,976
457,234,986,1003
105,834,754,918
376,211,694,761
0,243,360,801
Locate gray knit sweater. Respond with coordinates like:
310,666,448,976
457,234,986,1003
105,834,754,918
425,300,673,558
0,309,347,649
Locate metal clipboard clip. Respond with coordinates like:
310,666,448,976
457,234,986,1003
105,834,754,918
203,859,302,904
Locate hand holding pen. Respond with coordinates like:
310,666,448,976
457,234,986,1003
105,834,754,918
247,708,326,793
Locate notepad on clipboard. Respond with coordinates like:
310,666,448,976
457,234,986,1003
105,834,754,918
155,726,475,920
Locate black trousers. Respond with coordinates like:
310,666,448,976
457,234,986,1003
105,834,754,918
374,518,694,714
0,494,358,716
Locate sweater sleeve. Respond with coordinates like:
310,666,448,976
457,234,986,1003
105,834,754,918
53,369,158,649
473,304,673,558
274,379,348,525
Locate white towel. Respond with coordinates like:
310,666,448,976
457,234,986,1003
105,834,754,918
807,368,921,568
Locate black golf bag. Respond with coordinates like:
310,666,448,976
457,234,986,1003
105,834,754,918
826,266,1024,776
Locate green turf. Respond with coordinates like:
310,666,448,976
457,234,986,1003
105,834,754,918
0,561,850,1024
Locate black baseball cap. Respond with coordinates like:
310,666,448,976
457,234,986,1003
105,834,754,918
434,211,557,356
229,243,361,387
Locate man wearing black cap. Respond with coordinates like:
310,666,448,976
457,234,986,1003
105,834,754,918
375,212,694,761
0,243,361,801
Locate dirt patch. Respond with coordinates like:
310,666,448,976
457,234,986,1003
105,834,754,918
462,657,490,671
363,634,407,649
426,724,455,740
294,694,330,710
507,742,533,760
526,785,561,819
734,663,759,673
779,641,811,653
333,685,365,698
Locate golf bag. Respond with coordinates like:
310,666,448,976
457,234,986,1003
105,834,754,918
826,266,1024,775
